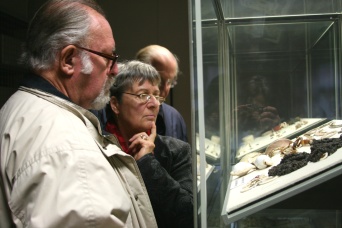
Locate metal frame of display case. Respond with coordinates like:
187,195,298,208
192,0,342,227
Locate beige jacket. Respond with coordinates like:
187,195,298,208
0,87,157,228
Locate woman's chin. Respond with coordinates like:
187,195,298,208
141,121,154,130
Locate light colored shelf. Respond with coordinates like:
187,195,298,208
222,119,342,225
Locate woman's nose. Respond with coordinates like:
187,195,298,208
147,96,160,106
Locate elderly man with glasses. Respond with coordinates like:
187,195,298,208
0,1,157,227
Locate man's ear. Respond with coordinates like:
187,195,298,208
110,96,120,115
59,45,77,76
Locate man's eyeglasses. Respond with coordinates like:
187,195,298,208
74,45,119,70
123,92,165,105
166,79,177,88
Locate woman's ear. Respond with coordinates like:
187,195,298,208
59,45,77,76
110,96,120,115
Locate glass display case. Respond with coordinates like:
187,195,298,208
191,0,342,227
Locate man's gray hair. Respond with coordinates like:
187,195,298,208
20,0,105,71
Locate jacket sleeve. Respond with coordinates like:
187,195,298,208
137,137,193,228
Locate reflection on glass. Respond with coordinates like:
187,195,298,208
227,20,337,160
236,75,280,137
222,0,341,18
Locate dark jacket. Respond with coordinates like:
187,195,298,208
137,135,194,228
157,103,188,142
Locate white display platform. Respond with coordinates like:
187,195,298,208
196,134,221,161
236,118,327,159
222,119,342,225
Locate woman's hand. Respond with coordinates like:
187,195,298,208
128,122,157,160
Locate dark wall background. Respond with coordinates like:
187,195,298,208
0,0,192,142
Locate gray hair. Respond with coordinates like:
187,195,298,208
20,0,105,71
106,60,160,123
110,60,161,102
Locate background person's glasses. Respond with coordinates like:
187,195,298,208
123,92,165,105
161,78,177,88
74,45,119,70
166,79,177,88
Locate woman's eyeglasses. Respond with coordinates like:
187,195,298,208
123,92,165,105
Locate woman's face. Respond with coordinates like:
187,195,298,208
111,80,160,134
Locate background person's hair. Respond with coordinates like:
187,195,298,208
135,45,180,78
106,60,161,123
246,75,270,104
20,0,106,71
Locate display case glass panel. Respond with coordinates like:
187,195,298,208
222,0,341,18
192,0,342,227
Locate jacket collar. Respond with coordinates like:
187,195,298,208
21,73,71,102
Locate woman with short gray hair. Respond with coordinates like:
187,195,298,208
106,60,194,228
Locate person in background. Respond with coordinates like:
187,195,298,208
105,60,194,228
236,75,281,137
136,45,188,142
0,1,157,227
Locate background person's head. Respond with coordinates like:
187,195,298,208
246,75,270,106
21,0,118,110
136,45,179,98
106,60,163,136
